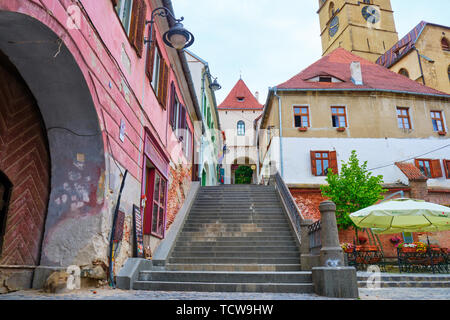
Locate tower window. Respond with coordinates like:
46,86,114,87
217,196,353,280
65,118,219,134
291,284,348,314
237,120,245,136
441,38,450,51
329,2,335,19
399,68,410,78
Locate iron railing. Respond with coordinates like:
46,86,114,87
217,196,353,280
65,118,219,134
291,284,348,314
308,220,322,255
272,172,304,239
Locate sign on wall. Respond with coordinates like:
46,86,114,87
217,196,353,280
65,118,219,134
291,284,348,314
133,205,144,258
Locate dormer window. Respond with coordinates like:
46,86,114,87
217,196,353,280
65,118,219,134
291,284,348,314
319,76,332,83
237,97,245,102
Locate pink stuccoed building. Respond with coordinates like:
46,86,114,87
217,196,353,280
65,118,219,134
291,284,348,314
0,0,202,292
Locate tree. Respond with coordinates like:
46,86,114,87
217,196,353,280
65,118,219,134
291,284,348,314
235,166,253,184
320,150,386,230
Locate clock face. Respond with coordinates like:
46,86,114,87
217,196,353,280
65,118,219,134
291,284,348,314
362,5,381,24
329,16,339,37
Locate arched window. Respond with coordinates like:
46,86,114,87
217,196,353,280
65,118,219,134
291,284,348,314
237,120,245,136
399,68,410,78
329,2,335,19
441,38,449,51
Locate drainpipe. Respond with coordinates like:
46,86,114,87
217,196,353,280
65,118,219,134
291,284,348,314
273,88,284,178
413,46,426,86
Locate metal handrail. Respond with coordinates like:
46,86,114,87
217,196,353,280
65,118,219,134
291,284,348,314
273,172,305,238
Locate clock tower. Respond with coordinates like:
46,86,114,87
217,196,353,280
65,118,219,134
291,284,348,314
318,0,399,62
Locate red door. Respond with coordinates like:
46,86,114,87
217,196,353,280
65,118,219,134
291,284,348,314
143,167,167,238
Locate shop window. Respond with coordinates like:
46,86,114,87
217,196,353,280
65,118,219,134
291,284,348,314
430,110,445,132
396,107,411,129
294,106,310,128
310,151,338,176
331,106,347,128
415,159,443,179
237,121,245,136
0,171,12,256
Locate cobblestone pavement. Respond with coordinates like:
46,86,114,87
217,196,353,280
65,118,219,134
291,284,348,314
0,287,449,300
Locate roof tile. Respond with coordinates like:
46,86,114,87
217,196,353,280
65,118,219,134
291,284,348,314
218,79,264,110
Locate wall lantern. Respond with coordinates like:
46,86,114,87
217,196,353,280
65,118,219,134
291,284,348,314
145,7,194,50
209,77,222,91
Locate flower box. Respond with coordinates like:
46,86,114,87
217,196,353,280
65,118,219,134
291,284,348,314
336,127,346,132
438,131,446,136
401,247,416,253
298,127,308,132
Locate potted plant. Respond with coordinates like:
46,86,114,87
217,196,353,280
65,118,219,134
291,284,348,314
390,236,401,246
400,243,417,253
341,242,354,253
358,235,368,244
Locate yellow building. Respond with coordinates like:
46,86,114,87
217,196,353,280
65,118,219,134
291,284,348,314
377,21,450,94
318,0,399,62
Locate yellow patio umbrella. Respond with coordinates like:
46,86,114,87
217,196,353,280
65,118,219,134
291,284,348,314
349,198,450,234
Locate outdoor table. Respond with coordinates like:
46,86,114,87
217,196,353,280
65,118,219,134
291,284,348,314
346,245,386,272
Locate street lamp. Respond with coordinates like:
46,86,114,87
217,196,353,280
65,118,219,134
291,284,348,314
209,77,222,92
145,7,194,50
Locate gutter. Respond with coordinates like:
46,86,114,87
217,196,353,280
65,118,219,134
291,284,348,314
274,88,284,179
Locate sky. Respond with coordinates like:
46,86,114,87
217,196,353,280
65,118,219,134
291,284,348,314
171,0,450,105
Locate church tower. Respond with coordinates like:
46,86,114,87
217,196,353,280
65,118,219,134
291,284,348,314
318,0,399,62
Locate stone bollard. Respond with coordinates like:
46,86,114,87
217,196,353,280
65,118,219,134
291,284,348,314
318,201,344,267
311,201,359,299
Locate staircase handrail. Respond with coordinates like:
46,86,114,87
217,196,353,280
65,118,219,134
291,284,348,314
271,172,306,240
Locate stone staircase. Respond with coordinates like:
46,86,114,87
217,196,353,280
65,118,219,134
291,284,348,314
357,273,450,288
133,184,313,293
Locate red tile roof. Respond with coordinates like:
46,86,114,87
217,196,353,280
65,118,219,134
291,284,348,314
377,21,450,69
395,162,428,181
218,79,264,110
276,48,449,97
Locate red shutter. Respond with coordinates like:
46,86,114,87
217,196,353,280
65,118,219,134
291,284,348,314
129,0,146,57
146,25,157,79
310,151,317,176
157,60,169,107
329,151,338,175
168,82,176,128
444,160,450,179
431,159,443,178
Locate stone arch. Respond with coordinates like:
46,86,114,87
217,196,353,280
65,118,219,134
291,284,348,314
398,68,410,78
0,9,106,268
231,156,257,185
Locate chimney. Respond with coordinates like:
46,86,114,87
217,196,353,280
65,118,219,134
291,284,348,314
255,91,259,102
350,61,363,85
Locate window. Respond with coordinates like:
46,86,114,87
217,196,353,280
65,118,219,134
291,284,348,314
329,2,335,18
402,232,414,244
397,107,411,129
431,111,445,132
319,76,332,83
399,68,410,78
115,0,147,57
237,97,245,102
310,151,338,176
115,0,133,35
441,38,450,51
294,106,310,128
237,121,245,136
443,160,450,179
185,128,192,159
415,159,443,178
149,170,166,237
331,107,347,128
146,31,169,108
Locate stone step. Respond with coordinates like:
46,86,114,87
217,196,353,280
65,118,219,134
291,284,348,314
181,226,292,232
170,251,300,258
177,236,296,242
186,218,288,223
358,281,450,288
139,270,311,283
176,240,298,247
172,245,300,253
168,257,301,264
166,263,302,272
133,280,313,293
179,231,294,238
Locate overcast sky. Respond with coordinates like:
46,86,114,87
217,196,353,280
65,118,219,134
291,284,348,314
172,0,450,105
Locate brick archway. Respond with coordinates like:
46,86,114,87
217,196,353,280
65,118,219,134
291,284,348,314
0,53,50,266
